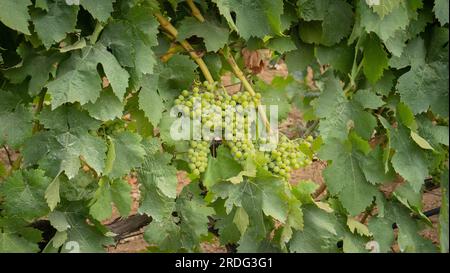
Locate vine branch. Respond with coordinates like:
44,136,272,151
154,13,214,84
186,0,205,22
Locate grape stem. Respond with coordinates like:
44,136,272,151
160,43,184,62
186,0,205,22
154,13,214,84
89,21,104,44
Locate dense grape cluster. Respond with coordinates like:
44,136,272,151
261,135,314,180
187,140,209,176
175,80,315,180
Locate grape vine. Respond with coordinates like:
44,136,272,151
0,0,448,253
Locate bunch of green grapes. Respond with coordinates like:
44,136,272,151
261,135,314,180
187,140,210,175
175,80,315,180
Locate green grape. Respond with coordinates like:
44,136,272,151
178,80,316,180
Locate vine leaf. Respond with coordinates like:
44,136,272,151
105,131,146,179
0,233,39,253
358,0,410,43
204,146,243,188
314,75,376,141
177,17,229,52
213,0,284,39
397,62,449,117
433,0,449,26
80,0,116,23
138,74,164,127
23,105,106,179
45,175,61,211
369,202,437,253
0,0,32,34
31,0,79,49
0,104,33,149
3,44,62,96
89,177,132,221
59,202,114,252
363,35,389,83
297,0,353,46
84,88,124,121
380,118,428,192
0,169,51,221
100,7,159,76
319,138,378,215
46,44,130,109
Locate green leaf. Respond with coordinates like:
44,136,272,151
0,104,33,149
177,17,229,52
359,0,410,43
3,44,61,96
48,211,71,232
285,43,316,73
59,202,113,252
353,89,385,109
410,131,434,150
46,44,130,109
100,8,159,75
0,233,39,253
52,231,68,248
215,0,284,39
107,131,145,179
368,0,402,18
314,75,376,141
315,42,354,74
24,105,106,178
0,169,51,221
368,216,395,252
110,178,132,217
266,37,296,54
289,205,347,252
319,138,378,215
144,219,181,251
233,207,250,235
89,178,113,221
360,145,396,184
138,74,164,127
381,121,428,192
80,0,115,22
347,217,371,237
176,184,215,243
84,88,124,121
45,176,61,211
59,171,96,202
362,35,389,83
138,150,178,199
204,146,242,188
369,202,437,253
396,62,449,117
31,0,79,49
0,0,32,34
389,37,426,69
434,0,449,25
211,0,237,31
416,116,449,147
297,0,353,46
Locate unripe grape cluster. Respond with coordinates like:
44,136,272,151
175,80,315,180
261,135,314,180
187,140,209,176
